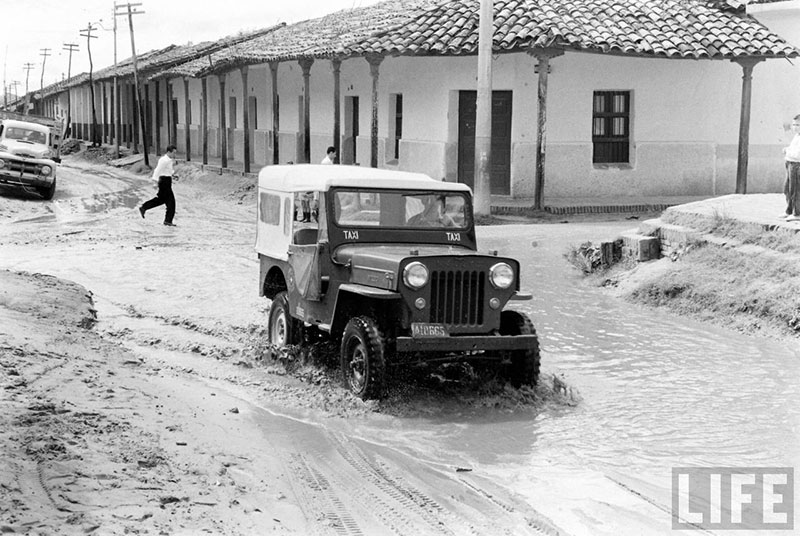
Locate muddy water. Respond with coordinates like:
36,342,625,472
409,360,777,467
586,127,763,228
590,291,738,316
338,223,800,534
3,163,798,534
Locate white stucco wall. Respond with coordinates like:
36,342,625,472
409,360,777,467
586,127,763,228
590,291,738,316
95,4,796,202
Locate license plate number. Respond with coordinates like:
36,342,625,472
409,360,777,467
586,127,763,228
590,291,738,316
411,323,449,338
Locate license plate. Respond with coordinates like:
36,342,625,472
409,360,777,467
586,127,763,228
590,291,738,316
411,323,449,338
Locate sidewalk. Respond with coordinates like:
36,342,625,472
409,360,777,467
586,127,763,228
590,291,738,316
663,193,800,232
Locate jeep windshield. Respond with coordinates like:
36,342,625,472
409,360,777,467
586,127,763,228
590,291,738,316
332,189,469,230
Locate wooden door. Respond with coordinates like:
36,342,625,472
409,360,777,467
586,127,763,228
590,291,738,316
457,90,512,195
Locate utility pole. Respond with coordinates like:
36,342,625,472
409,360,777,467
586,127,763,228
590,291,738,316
38,48,51,115
23,62,35,115
39,48,51,90
3,46,7,109
63,43,79,138
8,80,20,110
115,2,148,166
473,0,493,217
112,4,121,158
80,23,100,146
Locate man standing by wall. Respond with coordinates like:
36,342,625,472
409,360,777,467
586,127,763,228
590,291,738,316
139,145,178,226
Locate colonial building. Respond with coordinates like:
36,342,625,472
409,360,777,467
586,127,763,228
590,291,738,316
37,0,800,206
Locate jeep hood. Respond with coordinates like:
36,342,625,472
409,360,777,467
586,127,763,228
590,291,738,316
334,244,487,290
0,139,50,159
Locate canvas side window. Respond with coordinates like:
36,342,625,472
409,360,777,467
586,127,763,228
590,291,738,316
259,192,281,225
283,197,292,236
592,91,631,164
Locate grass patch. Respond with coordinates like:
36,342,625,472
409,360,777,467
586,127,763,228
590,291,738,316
626,242,800,337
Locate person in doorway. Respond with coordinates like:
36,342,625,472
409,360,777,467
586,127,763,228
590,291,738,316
781,114,800,221
139,145,178,226
321,146,336,165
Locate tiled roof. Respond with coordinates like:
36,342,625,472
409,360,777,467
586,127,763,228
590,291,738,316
348,0,799,59
96,24,285,82
154,0,448,79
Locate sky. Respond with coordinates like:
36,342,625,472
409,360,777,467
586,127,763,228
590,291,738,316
1,0,382,98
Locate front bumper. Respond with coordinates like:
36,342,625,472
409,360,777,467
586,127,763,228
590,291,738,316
0,171,54,189
395,333,538,353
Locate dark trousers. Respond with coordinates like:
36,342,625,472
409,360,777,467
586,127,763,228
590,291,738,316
141,176,175,223
785,161,800,216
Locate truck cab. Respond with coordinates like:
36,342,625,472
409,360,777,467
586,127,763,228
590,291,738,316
257,165,540,399
0,116,61,200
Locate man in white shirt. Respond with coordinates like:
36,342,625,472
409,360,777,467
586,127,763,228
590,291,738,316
782,115,800,221
321,146,336,165
139,145,178,226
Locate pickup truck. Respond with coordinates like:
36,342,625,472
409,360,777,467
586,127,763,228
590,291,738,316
0,113,62,200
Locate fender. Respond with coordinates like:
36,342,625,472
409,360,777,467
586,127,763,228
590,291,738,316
329,283,402,337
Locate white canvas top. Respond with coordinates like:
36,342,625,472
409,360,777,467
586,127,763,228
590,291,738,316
258,164,472,193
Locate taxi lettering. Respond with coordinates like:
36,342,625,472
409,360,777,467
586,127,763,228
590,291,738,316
344,230,359,240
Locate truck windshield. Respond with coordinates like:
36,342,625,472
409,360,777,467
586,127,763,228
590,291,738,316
6,128,46,144
333,189,469,230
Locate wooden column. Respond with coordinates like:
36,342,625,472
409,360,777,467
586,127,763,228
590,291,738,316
366,54,383,169
299,58,314,163
219,74,228,169
201,77,208,165
529,48,563,211
131,82,139,153
101,82,108,143
167,79,176,146
241,66,251,173
733,58,764,195
153,81,161,153
184,77,191,161
332,57,342,162
270,62,280,165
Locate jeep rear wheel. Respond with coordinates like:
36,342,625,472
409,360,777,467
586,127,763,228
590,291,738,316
268,291,298,347
499,310,540,388
340,316,385,400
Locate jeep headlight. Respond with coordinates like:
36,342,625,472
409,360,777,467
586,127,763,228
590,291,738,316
0,159,4,169
403,261,429,290
489,262,514,289
40,166,52,176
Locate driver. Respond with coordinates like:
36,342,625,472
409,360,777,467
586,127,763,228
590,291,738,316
407,195,455,227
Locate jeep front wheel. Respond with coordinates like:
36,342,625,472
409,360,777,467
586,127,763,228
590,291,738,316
340,316,385,400
268,291,298,347
499,310,540,388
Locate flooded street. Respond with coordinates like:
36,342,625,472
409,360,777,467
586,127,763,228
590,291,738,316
345,223,800,533
1,158,798,535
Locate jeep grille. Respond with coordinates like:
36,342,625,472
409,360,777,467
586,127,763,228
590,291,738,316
429,270,485,326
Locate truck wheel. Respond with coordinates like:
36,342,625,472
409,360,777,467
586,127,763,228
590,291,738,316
499,310,540,388
39,178,56,200
340,316,385,400
268,291,298,347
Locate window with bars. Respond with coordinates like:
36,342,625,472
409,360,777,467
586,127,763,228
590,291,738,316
592,91,630,164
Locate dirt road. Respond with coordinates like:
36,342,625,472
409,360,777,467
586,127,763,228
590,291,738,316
0,154,568,535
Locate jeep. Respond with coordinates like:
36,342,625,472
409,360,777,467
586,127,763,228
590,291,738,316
257,165,540,399
0,117,61,200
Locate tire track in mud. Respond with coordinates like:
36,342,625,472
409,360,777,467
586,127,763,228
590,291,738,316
289,453,363,536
